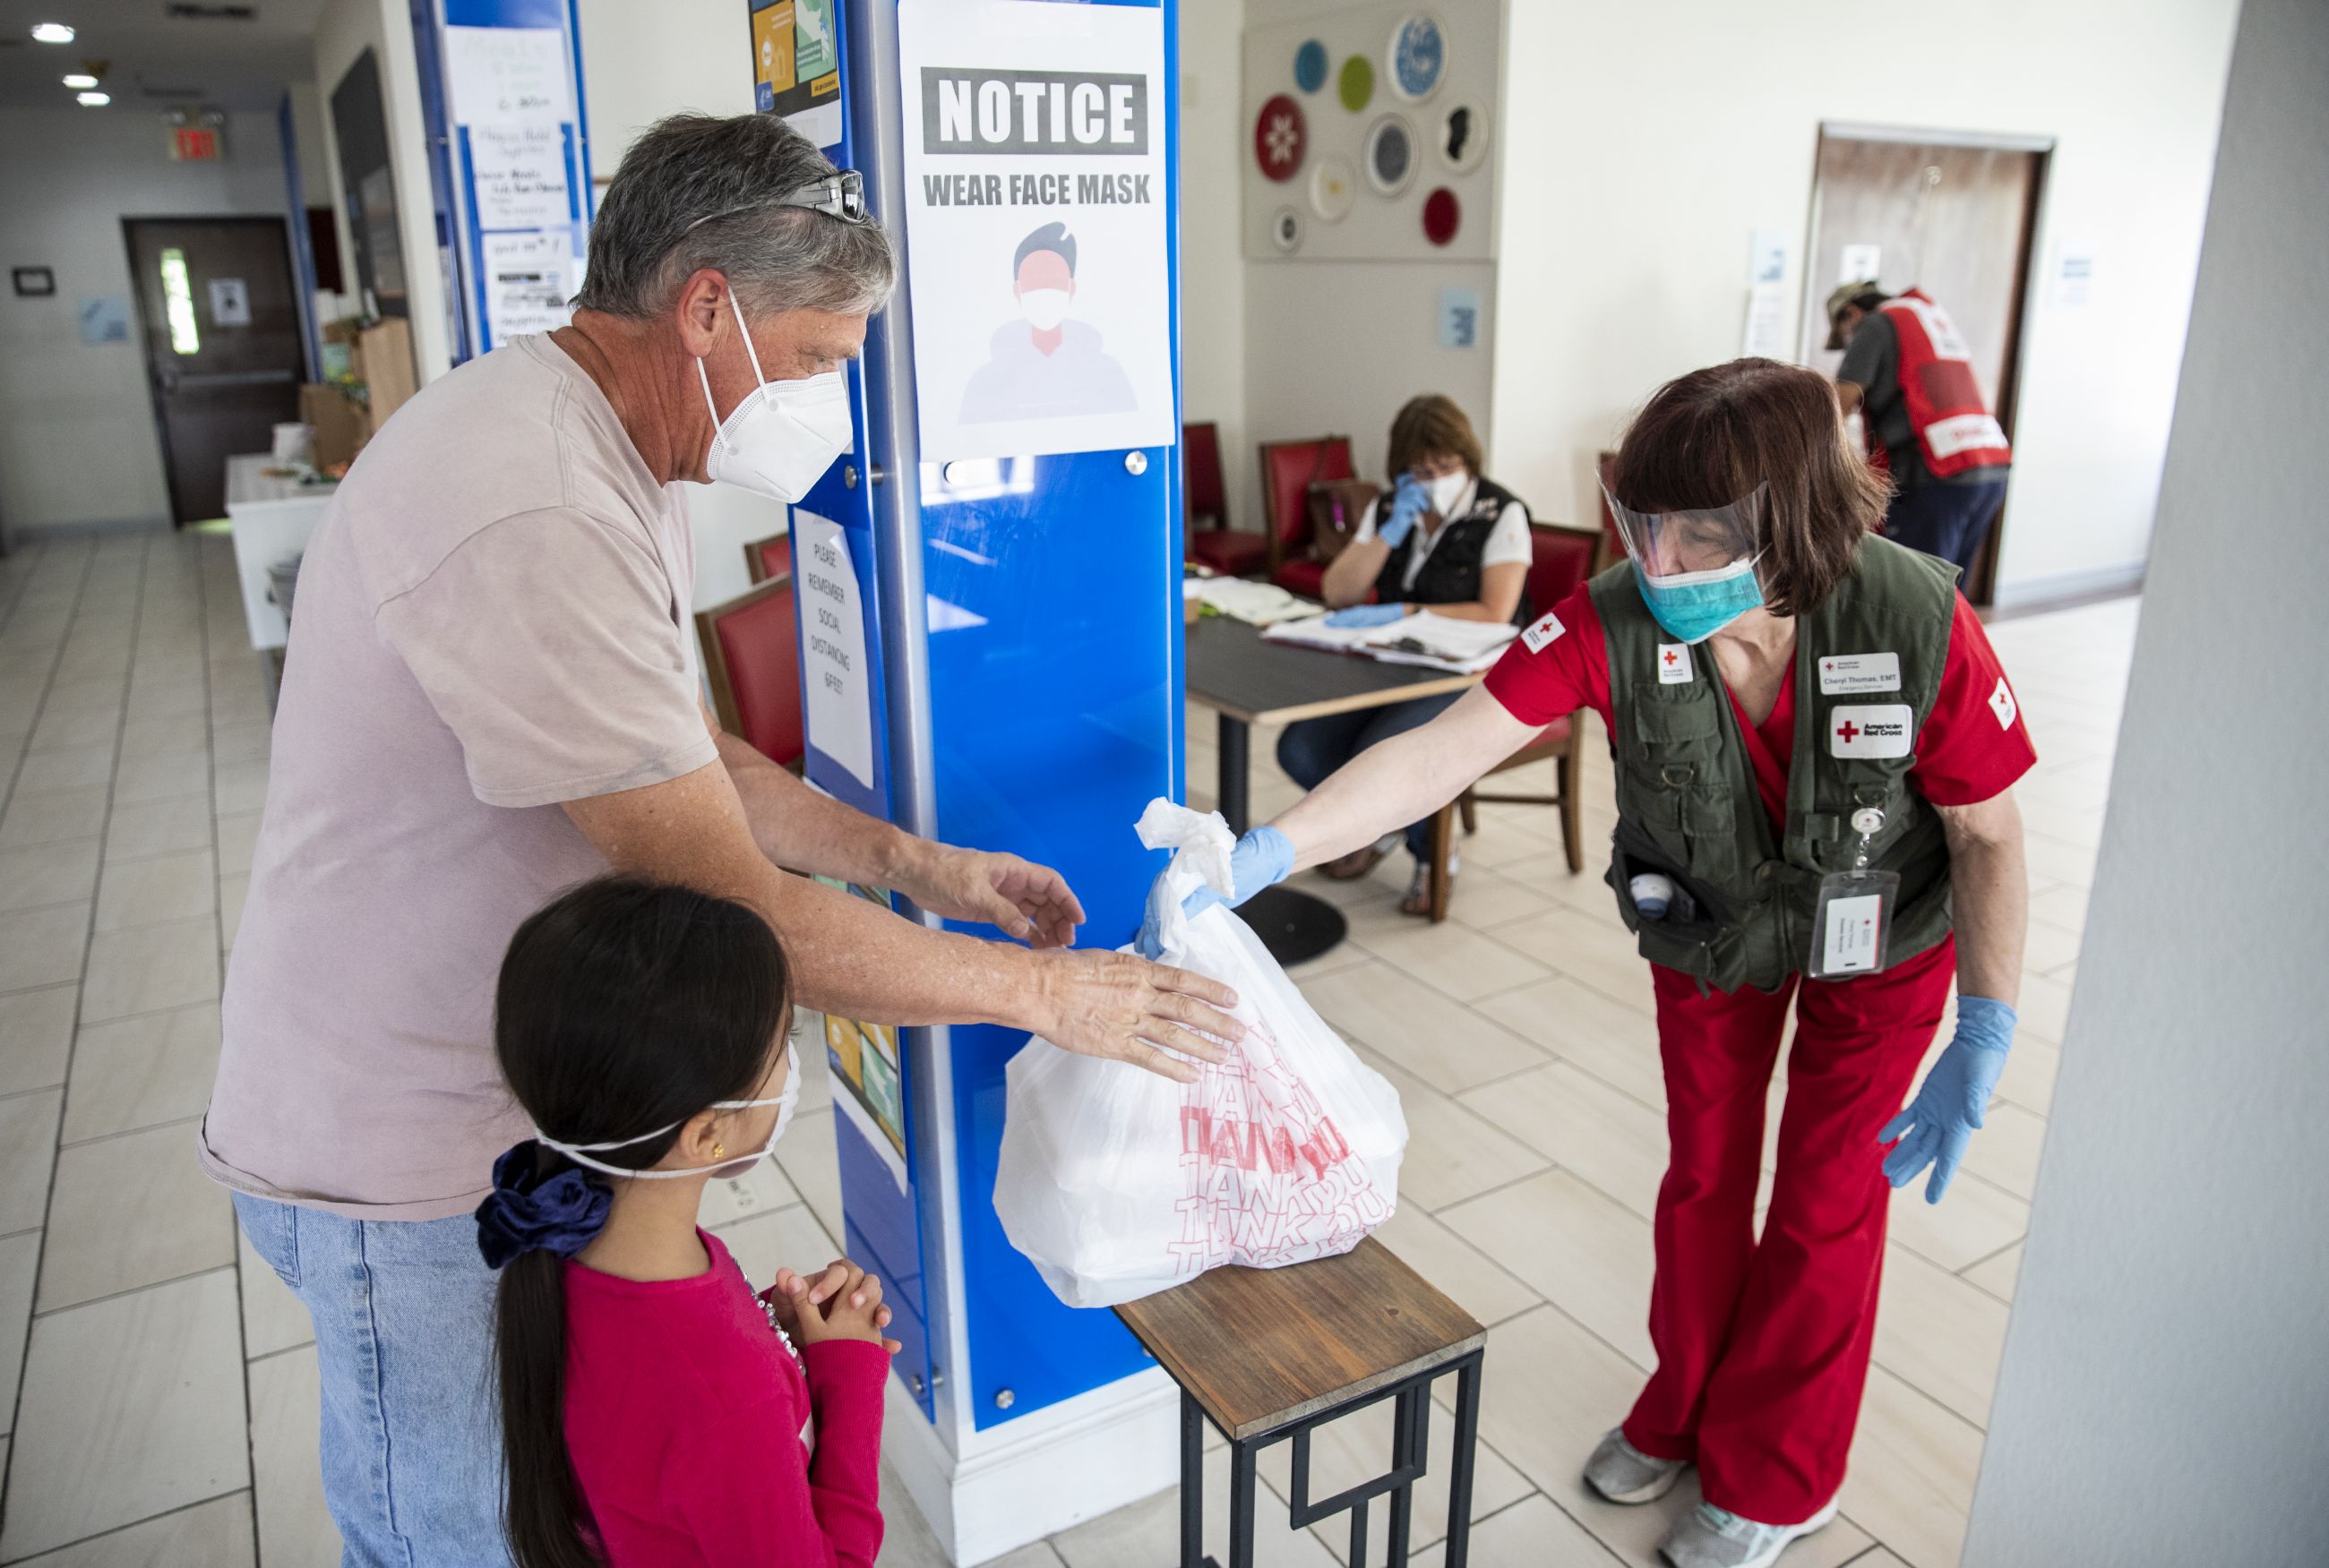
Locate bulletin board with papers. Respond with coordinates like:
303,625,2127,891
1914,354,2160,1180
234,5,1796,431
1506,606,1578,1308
435,0,593,356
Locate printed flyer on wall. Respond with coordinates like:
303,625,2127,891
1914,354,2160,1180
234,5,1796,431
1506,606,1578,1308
814,878,910,1195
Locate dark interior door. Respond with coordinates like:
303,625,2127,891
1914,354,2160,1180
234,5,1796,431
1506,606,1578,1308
125,216,305,524
1801,134,2046,604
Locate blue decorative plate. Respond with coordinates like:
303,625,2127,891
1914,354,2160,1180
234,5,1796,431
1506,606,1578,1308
1387,13,1446,103
1293,39,1328,94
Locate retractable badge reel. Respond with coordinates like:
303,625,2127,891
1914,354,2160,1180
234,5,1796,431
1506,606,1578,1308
1807,807,1900,980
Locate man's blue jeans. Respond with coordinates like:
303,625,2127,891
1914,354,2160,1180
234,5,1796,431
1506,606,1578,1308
235,1192,512,1567
1885,475,2009,578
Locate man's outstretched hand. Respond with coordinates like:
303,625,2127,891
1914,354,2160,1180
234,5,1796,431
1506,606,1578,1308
898,844,1086,947
1027,948,1243,1084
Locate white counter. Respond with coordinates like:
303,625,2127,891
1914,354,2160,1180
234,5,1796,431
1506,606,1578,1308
225,453,338,651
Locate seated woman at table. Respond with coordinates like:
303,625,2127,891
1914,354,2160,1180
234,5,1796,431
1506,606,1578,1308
1278,392,1533,914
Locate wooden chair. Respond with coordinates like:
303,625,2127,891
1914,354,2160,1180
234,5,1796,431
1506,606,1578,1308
1419,519,1604,921
743,531,792,586
1114,1237,1485,1568
1258,434,1354,600
1593,450,1624,571
694,575,805,770
1183,421,1268,577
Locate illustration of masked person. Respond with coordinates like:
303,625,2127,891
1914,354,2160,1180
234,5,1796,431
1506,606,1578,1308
961,221,1138,423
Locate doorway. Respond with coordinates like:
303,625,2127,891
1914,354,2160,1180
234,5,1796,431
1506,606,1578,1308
1801,127,2050,605
124,216,305,525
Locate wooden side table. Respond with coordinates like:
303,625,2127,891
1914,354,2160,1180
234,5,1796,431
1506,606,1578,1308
1114,1237,1488,1568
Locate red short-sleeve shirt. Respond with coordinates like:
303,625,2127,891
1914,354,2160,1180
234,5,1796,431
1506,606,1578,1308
1483,584,2036,829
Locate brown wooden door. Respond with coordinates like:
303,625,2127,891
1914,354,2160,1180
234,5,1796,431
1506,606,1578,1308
125,217,305,524
1801,134,2046,604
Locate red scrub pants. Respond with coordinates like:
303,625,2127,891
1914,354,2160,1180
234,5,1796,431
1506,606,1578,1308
1620,936,1956,1526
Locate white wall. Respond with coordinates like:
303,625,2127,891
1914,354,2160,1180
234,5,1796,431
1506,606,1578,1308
0,106,294,534
312,0,454,382
287,82,332,210
1233,0,1501,511
1485,0,2238,595
1963,0,2329,1558
1179,0,1250,527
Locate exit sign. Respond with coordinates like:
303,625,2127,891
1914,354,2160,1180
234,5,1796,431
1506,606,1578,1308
169,126,221,162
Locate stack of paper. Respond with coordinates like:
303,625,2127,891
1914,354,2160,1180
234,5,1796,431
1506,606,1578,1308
1262,610,1517,673
1185,577,1317,626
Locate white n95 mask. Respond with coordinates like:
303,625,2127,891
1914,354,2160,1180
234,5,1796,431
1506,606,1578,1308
698,291,853,503
1018,288,1072,331
537,1052,804,1181
1425,471,1468,516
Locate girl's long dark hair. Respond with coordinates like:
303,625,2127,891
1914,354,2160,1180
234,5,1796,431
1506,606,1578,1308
492,875,791,1568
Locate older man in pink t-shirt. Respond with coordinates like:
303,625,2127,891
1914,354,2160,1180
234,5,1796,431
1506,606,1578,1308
205,114,1240,1565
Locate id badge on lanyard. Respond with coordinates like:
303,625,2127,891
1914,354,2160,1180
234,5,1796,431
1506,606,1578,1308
1807,807,1899,980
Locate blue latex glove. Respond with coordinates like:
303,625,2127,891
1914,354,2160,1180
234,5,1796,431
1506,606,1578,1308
1136,827,1294,958
1880,997,2016,1204
1377,475,1430,548
1324,603,1409,629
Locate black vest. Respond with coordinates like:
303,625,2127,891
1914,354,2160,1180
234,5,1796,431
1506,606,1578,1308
1376,477,1532,626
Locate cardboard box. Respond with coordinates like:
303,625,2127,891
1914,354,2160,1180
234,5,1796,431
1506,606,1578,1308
300,383,367,472
358,318,417,429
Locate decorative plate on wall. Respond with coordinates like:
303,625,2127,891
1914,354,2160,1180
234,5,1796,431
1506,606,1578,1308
1362,113,1417,197
1270,206,1305,254
1436,100,1489,173
1293,39,1328,93
1309,156,1357,223
1336,54,1375,114
1253,94,1307,183
1422,187,1461,246
1386,13,1447,104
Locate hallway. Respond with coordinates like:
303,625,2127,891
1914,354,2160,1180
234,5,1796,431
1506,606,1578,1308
0,528,2129,1566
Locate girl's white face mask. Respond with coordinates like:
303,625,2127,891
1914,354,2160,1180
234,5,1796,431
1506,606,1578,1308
537,1052,803,1181
697,291,854,503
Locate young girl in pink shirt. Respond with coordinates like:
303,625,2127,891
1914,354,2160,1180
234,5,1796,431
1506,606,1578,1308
476,876,899,1568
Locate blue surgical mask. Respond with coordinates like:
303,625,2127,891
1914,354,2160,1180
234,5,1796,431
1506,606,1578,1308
1635,556,1764,644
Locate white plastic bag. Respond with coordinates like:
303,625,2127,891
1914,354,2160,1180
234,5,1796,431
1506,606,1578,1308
994,800,1406,1308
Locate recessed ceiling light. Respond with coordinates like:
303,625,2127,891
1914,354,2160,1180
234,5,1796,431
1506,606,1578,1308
77,90,110,107
63,73,99,90
31,22,77,44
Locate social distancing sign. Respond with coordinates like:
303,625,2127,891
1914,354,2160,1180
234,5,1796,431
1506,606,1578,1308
897,0,1174,464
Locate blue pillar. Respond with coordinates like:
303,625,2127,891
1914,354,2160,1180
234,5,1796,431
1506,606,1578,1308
763,0,1184,1557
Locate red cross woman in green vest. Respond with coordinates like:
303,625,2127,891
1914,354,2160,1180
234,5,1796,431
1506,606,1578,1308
1141,359,2040,1568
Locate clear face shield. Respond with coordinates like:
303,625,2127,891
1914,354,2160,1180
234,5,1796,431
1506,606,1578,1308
1601,483,1770,644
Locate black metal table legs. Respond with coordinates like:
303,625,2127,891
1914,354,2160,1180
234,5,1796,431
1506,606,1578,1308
1175,1350,1486,1568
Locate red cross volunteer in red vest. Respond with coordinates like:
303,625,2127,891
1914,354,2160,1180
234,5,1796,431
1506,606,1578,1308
1142,361,2036,1568
1828,281,2014,579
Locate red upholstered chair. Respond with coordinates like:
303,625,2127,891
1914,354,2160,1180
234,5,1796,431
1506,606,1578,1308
1259,435,1354,599
1419,519,1603,921
744,532,792,586
1182,422,1268,577
695,576,805,770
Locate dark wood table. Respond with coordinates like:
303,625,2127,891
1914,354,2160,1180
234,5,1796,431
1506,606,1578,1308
1184,616,1482,963
1115,1237,1488,1568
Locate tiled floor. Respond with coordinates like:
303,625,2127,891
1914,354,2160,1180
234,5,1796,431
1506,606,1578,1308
0,527,2133,1566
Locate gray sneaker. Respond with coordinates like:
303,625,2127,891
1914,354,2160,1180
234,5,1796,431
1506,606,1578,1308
1582,1427,1687,1504
1656,1496,1842,1568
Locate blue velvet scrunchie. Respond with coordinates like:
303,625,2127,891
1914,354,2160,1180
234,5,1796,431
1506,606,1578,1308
475,1140,612,1270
